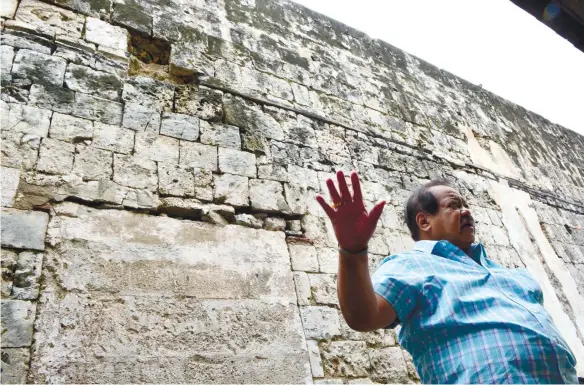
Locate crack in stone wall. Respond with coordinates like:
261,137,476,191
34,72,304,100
1,0,584,382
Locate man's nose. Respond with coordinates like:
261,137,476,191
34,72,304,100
461,207,471,217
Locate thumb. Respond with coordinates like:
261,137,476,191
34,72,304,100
368,200,386,228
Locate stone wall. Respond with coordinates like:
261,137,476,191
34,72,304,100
1,0,583,383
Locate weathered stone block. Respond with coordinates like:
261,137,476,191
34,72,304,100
1,300,35,347
15,0,84,38
0,30,52,55
72,145,113,180
1,131,41,171
299,306,341,339
1,167,20,208
320,341,370,377
92,122,134,154
31,296,309,382
121,103,161,131
1,45,15,85
1,102,52,137
85,17,128,51
235,214,263,229
36,138,75,175
317,247,337,274
369,347,409,383
307,340,324,378
218,148,256,177
122,77,174,110
213,174,249,207
11,49,66,87
194,168,213,201
284,184,310,215
1,209,49,250
1,249,17,298
265,217,286,231
309,273,337,305
49,113,93,143
200,121,241,149
293,271,311,306
158,163,195,197
64,63,122,101
223,94,284,140
0,348,30,384
12,251,43,300
134,131,179,164
249,179,290,213
28,84,75,114
113,154,157,190
41,208,295,300
72,93,123,125
112,2,152,35
160,112,199,141
179,142,218,172
289,244,319,272
1,0,18,18
175,85,223,122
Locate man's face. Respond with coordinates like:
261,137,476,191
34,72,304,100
425,186,475,249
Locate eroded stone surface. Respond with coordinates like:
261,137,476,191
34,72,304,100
0,347,30,384
1,209,49,250
1,300,36,347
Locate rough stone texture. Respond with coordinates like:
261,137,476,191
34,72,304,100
12,251,43,300
160,112,199,141
1,102,52,137
0,348,30,384
200,121,241,149
92,122,134,154
218,147,256,177
1,209,49,251
321,341,371,377
300,306,341,340
213,174,249,207
122,103,162,132
11,49,67,87
37,138,75,175
179,142,218,172
85,17,128,51
29,209,309,383
1,300,36,347
290,244,319,272
1,167,21,208
64,63,122,101
1,0,18,18
49,113,93,143
249,179,290,213
4,0,584,382
72,145,113,180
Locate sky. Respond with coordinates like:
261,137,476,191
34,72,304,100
292,0,584,136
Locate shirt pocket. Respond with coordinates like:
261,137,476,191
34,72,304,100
495,267,544,305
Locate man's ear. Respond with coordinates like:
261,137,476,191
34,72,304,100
416,212,432,234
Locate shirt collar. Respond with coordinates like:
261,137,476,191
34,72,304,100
413,240,486,264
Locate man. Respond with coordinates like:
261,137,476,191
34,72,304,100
316,170,577,384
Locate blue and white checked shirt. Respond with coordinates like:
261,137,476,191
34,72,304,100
372,240,577,384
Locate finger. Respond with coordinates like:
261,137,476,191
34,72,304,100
316,194,336,218
326,178,341,203
336,170,352,201
368,200,386,228
350,171,363,204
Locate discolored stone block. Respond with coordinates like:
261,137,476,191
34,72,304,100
49,113,93,143
1,209,49,250
213,173,249,207
64,63,122,101
1,300,36,347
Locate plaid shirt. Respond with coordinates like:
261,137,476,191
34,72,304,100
372,240,577,384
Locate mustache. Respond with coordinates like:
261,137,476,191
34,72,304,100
461,216,475,226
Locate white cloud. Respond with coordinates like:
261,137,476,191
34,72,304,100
292,0,584,135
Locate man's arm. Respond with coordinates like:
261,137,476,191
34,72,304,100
315,170,396,332
338,252,396,332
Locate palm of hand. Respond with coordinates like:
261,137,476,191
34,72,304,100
316,170,386,252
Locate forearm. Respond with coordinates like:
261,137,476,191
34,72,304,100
337,252,381,331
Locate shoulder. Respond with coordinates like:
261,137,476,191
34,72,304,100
375,251,436,275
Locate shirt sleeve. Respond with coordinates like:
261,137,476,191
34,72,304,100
371,255,422,328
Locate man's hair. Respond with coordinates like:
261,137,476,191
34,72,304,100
404,179,453,241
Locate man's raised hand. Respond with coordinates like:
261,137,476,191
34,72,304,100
315,170,386,253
